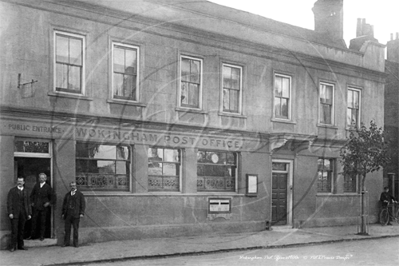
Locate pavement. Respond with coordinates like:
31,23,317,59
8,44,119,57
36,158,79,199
1,223,399,266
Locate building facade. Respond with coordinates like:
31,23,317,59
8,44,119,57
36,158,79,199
385,34,399,200
0,0,386,248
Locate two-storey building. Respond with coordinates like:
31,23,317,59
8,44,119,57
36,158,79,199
0,0,386,248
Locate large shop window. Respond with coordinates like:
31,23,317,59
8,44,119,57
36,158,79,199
317,158,334,193
180,56,202,109
112,43,139,101
319,83,334,125
274,74,291,120
197,150,237,192
75,143,130,191
55,31,84,94
222,64,242,113
347,88,361,129
148,147,181,192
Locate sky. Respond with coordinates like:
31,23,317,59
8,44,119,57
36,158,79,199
208,0,399,46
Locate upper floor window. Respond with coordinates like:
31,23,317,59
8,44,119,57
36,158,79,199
55,31,84,94
75,143,131,191
180,56,202,109
148,147,181,192
222,64,242,113
347,88,361,129
197,150,237,192
317,158,334,193
274,74,291,120
319,83,334,125
112,43,139,101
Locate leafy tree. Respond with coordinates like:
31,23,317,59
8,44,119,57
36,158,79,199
340,121,390,235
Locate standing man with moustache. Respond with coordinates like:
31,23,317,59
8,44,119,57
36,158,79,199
29,173,55,240
62,181,85,247
7,177,32,252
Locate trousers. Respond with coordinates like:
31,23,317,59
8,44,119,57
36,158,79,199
64,215,80,247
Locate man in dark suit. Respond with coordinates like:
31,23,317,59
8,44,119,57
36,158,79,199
29,173,55,240
62,181,85,247
7,177,32,252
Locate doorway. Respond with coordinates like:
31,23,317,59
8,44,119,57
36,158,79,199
271,160,293,226
14,157,52,239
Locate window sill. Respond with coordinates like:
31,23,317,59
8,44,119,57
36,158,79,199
317,123,338,129
48,92,93,101
107,99,147,107
218,112,247,119
175,107,208,114
271,118,296,124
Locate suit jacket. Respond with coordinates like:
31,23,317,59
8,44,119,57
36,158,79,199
62,190,85,218
7,187,32,218
30,182,55,210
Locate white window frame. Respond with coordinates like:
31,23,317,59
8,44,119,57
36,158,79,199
111,42,140,102
318,82,335,125
53,30,85,95
221,63,243,114
273,73,292,120
178,55,203,109
346,87,362,129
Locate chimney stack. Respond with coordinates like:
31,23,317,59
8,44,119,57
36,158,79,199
387,32,399,63
312,0,344,41
356,18,374,38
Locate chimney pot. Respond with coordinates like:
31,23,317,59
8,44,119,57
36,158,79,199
396,32,399,39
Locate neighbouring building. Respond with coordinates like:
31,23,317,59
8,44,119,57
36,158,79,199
0,0,387,248
385,33,399,200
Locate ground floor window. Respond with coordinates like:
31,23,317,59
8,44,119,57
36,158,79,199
75,143,131,191
344,174,357,193
148,147,181,191
197,150,236,192
317,158,334,193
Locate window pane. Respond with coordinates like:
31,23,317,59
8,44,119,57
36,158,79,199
321,104,332,124
56,63,68,89
231,67,240,89
116,146,129,160
181,82,188,105
14,141,49,153
97,161,116,174
223,89,229,110
353,91,359,108
223,66,231,89
275,77,282,97
113,73,124,96
56,35,69,63
181,58,190,81
347,90,354,108
281,98,288,118
68,65,81,91
113,47,125,73
163,163,177,175
123,74,136,99
148,163,162,175
190,60,200,83
164,149,179,162
69,37,82,65
94,145,117,159
230,90,239,112
274,98,281,117
282,77,290,97
188,83,199,107
125,49,137,72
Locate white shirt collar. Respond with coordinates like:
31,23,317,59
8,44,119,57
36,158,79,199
40,182,45,188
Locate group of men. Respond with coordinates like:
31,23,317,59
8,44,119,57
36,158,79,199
7,174,85,252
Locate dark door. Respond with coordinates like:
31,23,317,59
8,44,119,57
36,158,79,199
14,158,52,239
272,172,287,225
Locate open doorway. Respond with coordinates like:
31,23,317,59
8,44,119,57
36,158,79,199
14,158,52,239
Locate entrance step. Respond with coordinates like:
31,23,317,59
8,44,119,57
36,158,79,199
272,226,298,232
25,238,57,248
